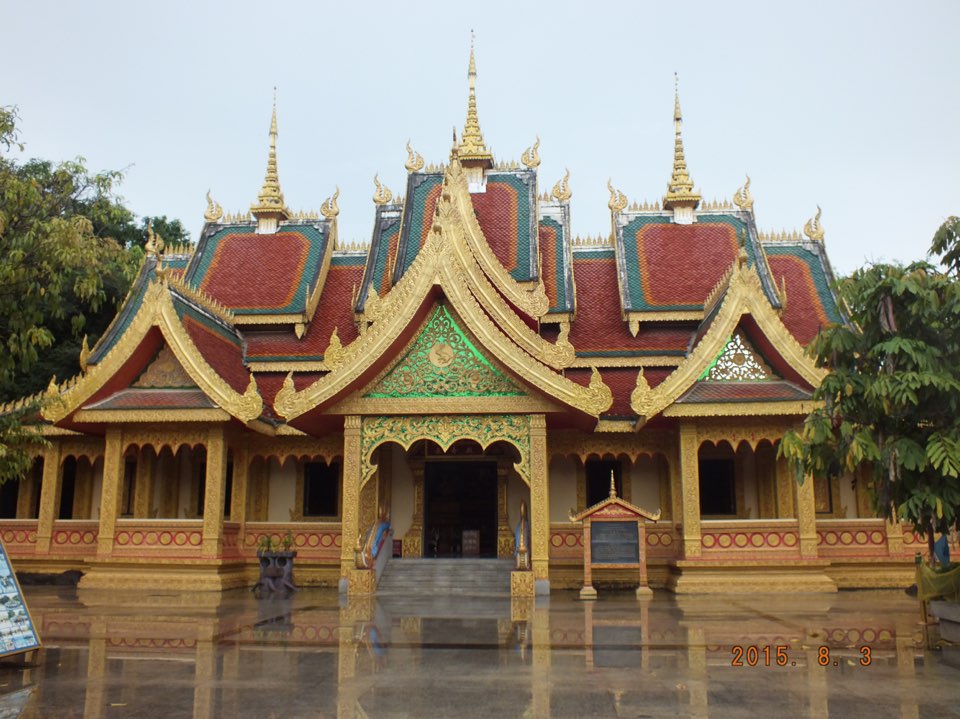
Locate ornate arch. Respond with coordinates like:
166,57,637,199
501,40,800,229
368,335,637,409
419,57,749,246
359,414,531,488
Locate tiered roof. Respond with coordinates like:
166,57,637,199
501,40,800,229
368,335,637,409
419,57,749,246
26,44,844,436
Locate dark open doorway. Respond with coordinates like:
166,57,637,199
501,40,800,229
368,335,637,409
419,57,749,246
424,461,497,557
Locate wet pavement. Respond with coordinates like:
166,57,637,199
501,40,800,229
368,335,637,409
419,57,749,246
0,586,957,718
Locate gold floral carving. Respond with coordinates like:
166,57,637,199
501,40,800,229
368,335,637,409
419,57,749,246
132,345,196,388
41,278,263,426
679,424,702,558
324,328,344,369
630,256,825,423
520,137,540,169
694,418,795,451
204,190,224,222
511,570,535,597
529,414,549,581
359,414,531,488
271,169,612,420
79,335,91,373
340,416,362,574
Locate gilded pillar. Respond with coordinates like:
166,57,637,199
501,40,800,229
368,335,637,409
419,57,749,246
529,414,550,592
775,456,796,519
36,442,62,554
133,447,154,518
402,460,424,558
96,429,125,556
679,424,702,559
795,472,818,559
83,621,107,719
201,426,228,558
340,416,362,587
359,463,377,535
230,447,249,528
497,462,513,558
886,514,905,556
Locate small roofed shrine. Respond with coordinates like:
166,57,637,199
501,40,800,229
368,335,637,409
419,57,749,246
0,42,927,596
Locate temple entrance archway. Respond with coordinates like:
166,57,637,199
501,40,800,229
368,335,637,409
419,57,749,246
424,459,498,557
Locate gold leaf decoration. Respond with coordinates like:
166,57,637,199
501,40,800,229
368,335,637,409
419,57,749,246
321,187,340,219
520,136,540,169
803,205,825,242
404,140,425,173
607,179,628,212
372,175,393,206
551,168,572,202
203,190,224,222
733,175,754,211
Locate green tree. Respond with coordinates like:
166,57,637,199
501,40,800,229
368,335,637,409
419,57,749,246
0,106,190,482
780,222,960,559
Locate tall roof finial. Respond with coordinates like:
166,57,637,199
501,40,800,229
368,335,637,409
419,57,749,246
457,30,493,167
251,87,290,224
663,73,701,212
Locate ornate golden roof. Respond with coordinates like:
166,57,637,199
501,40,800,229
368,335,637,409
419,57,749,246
457,35,493,166
663,75,701,211
250,94,290,220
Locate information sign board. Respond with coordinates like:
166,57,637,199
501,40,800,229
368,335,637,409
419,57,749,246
590,521,640,565
0,540,40,657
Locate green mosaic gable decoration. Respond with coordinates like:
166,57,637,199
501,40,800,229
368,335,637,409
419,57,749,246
699,332,776,381
365,305,525,398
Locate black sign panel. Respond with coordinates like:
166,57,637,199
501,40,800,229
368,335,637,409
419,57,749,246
590,521,639,565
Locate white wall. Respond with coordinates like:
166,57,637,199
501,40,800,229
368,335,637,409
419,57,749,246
630,455,663,515
840,473,857,518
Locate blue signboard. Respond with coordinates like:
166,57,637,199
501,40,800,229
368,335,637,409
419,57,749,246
0,540,40,657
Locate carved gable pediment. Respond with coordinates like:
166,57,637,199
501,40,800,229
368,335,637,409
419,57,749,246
132,344,198,389
364,304,525,399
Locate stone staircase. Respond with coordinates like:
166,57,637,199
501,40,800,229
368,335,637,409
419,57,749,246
376,558,513,597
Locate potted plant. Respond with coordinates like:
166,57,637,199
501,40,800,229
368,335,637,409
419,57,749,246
253,533,297,596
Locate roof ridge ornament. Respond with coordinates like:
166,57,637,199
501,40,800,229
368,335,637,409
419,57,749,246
405,140,425,173
662,73,701,215
321,187,340,219
733,174,754,212
204,190,224,223
607,179,628,212
551,169,572,202
521,136,541,169
457,32,493,167
250,89,291,230
372,174,393,205
803,206,825,242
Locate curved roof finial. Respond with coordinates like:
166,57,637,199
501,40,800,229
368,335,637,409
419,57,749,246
663,73,701,211
457,31,493,166
251,87,290,222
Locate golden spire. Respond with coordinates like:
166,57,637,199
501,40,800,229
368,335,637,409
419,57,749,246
250,89,290,222
457,32,493,167
663,74,701,211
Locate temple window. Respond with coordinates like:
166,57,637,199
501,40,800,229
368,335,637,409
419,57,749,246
0,478,18,518
223,461,234,519
699,458,736,516
585,459,622,507
58,457,77,520
121,458,136,517
303,461,340,519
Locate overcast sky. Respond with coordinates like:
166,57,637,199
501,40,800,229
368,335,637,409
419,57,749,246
5,0,958,275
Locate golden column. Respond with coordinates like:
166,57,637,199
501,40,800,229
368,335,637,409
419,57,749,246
678,424,702,559
35,442,62,554
132,446,154,518
529,414,550,592
230,446,249,529
402,460,425,558
96,428,125,556
795,472,818,559
340,416,362,590
201,426,228,557
496,461,513,558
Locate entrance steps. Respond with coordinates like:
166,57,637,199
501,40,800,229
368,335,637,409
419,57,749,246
377,558,513,597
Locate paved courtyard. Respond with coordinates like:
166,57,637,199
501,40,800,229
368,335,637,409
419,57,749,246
0,586,957,718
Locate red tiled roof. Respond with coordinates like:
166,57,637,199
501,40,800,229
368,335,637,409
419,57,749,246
193,230,320,313
84,388,217,411
181,315,249,393
766,254,831,345
471,180,522,276
632,222,739,307
244,259,364,361
569,252,694,354
677,380,812,404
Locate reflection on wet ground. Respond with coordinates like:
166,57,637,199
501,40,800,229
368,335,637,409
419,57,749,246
0,586,957,718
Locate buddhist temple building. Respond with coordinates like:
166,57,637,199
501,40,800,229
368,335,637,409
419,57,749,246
0,46,926,595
